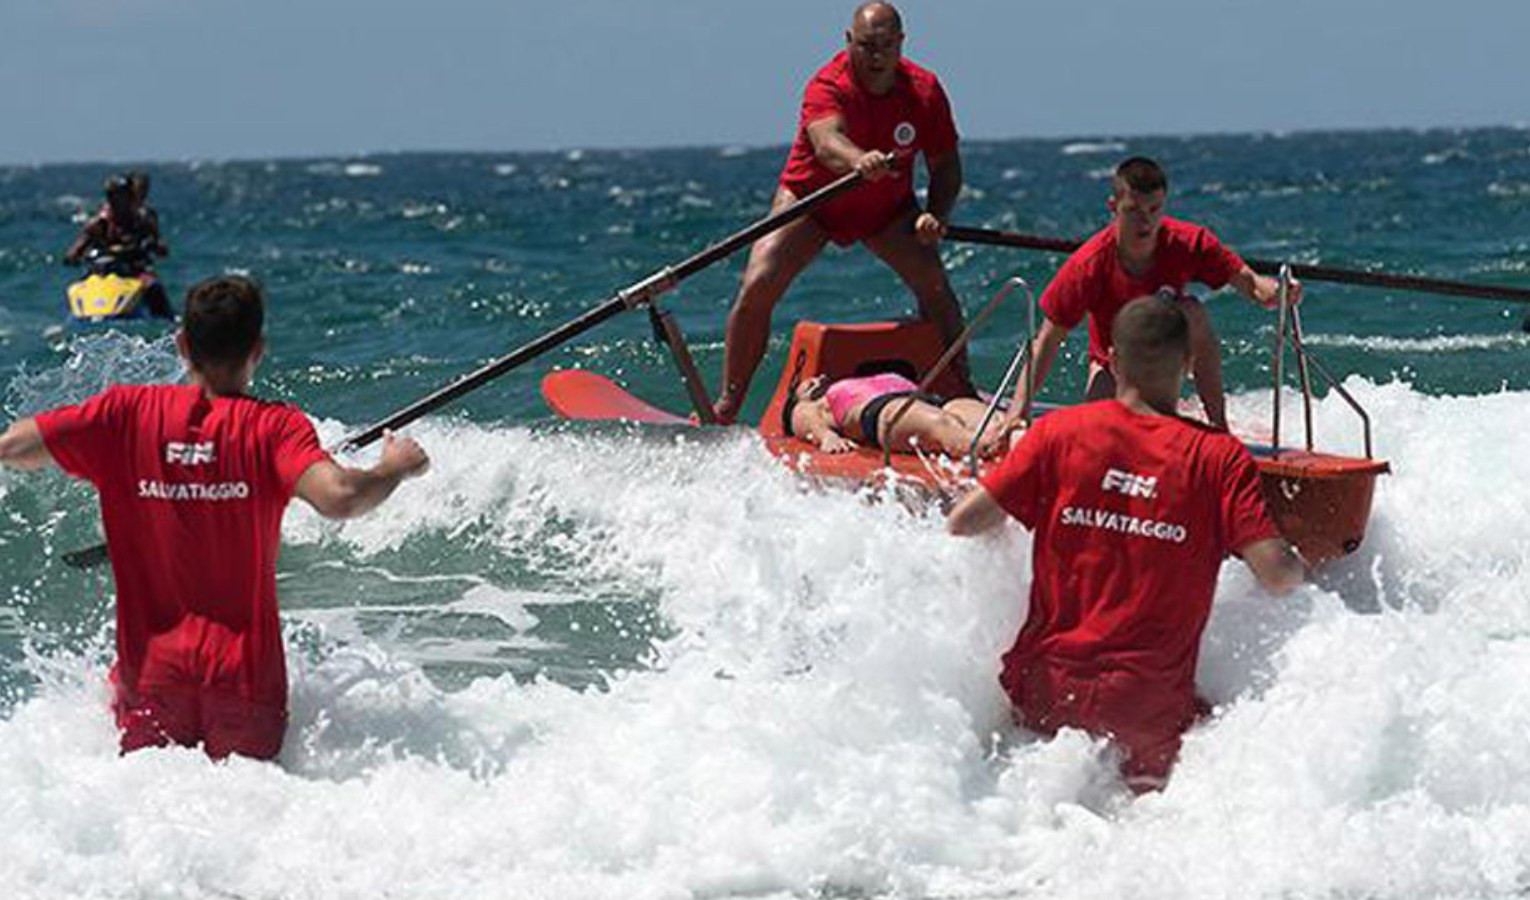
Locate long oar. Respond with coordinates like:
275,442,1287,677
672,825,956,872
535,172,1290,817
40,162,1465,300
60,170,867,570
946,225,1530,305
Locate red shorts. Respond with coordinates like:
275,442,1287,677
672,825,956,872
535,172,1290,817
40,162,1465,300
110,616,287,761
806,190,915,246
114,679,286,761
1004,661,1198,791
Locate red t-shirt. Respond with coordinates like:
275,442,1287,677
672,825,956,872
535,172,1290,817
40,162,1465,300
1040,217,1246,365
980,400,1279,708
779,50,959,244
36,384,330,707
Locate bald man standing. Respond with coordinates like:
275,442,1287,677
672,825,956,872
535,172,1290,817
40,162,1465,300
711,2,971,424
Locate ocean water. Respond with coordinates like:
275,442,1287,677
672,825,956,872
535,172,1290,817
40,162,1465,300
1,129,1529,899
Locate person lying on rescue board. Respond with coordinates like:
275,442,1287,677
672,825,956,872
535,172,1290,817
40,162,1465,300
782,371,1004,457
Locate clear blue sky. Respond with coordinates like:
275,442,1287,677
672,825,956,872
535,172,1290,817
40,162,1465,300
3,0,1527,165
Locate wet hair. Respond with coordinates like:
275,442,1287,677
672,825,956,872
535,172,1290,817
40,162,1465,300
1113,156,1168,196
183,275,265,369
781,389,801,437
1112,295,1189,385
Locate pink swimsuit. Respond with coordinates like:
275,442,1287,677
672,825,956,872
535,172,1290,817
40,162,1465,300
824,373,920,428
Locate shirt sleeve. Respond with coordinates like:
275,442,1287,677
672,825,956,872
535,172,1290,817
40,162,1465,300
1191,226,1246,290
1038,255,1091,330
978,418,1050,529
271,408,331,499
920,77,958,160
33,388,126,485
1218,441,1281,553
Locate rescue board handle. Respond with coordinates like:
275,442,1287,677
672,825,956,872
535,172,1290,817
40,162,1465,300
1271,265,1375,460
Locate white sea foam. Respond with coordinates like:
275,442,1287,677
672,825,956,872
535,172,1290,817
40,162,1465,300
1300,331,1530,353
5,382,1530,898
3,331,182,416
1061,141,1128,156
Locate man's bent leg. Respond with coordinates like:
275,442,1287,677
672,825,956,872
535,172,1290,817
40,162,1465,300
862,213,973,393
713,188,829,424
1178,296,1228,430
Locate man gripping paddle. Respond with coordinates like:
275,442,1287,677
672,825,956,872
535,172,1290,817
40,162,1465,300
997,156,1300,436
712,1,972,423
0,275,428,761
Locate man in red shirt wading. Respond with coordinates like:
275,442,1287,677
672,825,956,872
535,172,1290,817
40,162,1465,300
998,156,1301,436
949,295,1304,792
712,2,970,424
0,276,429,761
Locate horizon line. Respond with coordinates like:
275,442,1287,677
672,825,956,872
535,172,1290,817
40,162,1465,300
4,120,1526,171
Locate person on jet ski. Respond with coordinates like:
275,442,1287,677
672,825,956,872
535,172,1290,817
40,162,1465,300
127,171,169,258
65,174,169,271
65,174,173,318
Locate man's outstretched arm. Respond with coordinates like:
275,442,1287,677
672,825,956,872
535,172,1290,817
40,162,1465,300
992,317,1069,444
1239,537,1305,595
1229,266,1302,309
0,419,54,472
295,433,429,520
805,116,894,180
947,485,1009,537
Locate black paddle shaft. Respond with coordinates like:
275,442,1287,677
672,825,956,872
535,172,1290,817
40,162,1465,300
61,170,867,569
338,169,866,452
946,225,1530,306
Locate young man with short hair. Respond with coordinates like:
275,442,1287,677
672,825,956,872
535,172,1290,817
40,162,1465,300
949,295,1303,792
0,275,429,761
1000,156,1300,434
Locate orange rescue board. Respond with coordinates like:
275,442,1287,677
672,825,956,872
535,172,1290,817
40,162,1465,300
541,320,1389,564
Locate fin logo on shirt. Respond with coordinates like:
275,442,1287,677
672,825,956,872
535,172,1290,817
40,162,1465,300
1101,467,1157,499
165,441,216,466
893,121,917,147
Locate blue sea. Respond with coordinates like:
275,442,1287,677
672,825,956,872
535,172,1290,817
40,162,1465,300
2,129,1529,899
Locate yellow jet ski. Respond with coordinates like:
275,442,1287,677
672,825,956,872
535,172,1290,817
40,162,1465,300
66,249,172,323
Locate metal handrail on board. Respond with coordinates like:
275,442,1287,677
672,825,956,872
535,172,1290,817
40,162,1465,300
1271,264,1375,459
877,274,1035,474
966,277,1036,475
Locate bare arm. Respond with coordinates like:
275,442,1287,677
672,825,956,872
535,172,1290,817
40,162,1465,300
1238,537,1305,595
0,419,54,472
295,433,429,520
64,226,97,265
795,403,854,454
1005,317,1070,428
145,210,169,258
946,485,1009,537
805,116,894,180
1228,265,1301,309
911,148,963,246
923,148,962,225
